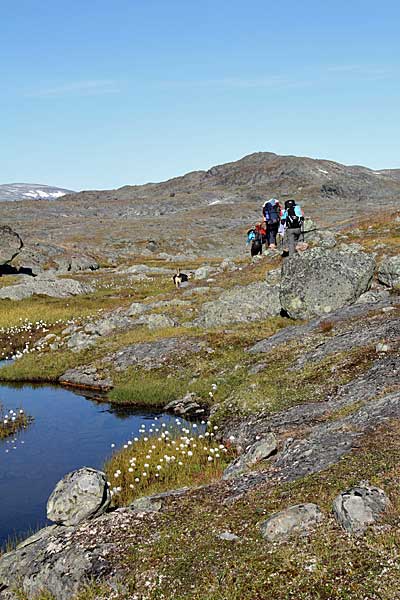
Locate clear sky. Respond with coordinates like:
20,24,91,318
1,0,399,191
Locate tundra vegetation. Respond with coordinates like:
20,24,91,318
0,212,399,599
0,404,32,439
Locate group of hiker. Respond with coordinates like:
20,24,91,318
247,198,305,258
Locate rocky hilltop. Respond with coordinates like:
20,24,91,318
0,152,399,266
62,151,400,206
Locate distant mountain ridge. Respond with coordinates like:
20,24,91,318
0,183,74,202
61,151,400,207
0,151,398,263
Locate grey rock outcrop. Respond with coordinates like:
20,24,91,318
194,266,214,280
0,277,93,300
137,313,178,329
104,337,204,371
66,331,98,352
218,259,237,272
0,523,113,600
195,281,281,328
130,487,190,513
84,314,133,336
0,225,23,264
164,392,207,416
332,484,390,534
127,301,149,316
130,496,162,513
260,503,324,542
280,246,375,319
223,434,277,480
53,254,99,273
378,255,400,288
59,366,113,390
355,289,390,304
47,468,111,526
120,264,174,275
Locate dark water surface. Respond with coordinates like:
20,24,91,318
0,378,182,545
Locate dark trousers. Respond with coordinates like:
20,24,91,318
266,222,279,246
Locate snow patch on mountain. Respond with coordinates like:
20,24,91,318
0,183,75,202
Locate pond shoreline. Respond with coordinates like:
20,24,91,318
0,378,192,545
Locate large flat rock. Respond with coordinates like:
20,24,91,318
0,277,93,300
104,336,205,371
194,281,281,328
280,245,375,319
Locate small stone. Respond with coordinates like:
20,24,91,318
217,531,240,542
333,483,390,534
130,497,162,513
376,343,390,353
260,503,324,542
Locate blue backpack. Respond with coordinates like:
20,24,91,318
263,201,280,224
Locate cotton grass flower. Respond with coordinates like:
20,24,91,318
104,417,235,507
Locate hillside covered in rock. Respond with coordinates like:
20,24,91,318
1,151,399,266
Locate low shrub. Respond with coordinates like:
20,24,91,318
318,319,334,334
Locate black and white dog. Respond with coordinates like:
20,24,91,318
172,269,191,289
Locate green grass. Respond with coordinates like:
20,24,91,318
211,343,377,425
0,349,84,382
0,324,194,384
0,295,107,330
109,373,186,406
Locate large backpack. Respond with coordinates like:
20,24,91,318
264,201,280,225
285,200,303,229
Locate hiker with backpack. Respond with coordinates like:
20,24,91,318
246,222,266,256
281,199,304,256
262,198,282,249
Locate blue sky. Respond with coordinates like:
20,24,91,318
1,0,399,190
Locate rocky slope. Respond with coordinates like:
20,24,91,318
0,152,399,266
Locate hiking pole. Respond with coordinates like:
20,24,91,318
301,228,319,235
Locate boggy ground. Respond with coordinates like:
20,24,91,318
0,215,399,599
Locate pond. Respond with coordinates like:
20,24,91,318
0,376,186,546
